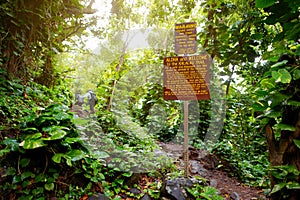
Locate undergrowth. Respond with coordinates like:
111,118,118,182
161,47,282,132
0,69,176,199
0,67,269,199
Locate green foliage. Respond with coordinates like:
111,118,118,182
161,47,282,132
0,72,105,199
251,0,300,138
95,49,181,142
190,0,272,187
269,165,300,196
0,0,96,86
213,140,269,187
250,1,300,197
221,92,269,187
2,0,299,198
128,82,181,142
255,0,276,8
85,110,175,174
252,55,300,129
191,85,270,187
293,139,300,149
194,0,299,193
0,102,90,198
0,69,73,128
187,184,223,200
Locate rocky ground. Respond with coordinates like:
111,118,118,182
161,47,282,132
70,107,267,200
159,142,267,200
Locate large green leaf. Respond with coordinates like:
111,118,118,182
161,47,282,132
287,100,300,106
12,175,21,184
54,112,72,121
260,78,276,89
20,139,47,149
265,110,282,118
254,90,269,97
42,126,58,132
52,153,64,163
278,69,292,83
67,149,85,161
286,182,300,190
42,129,67,141
272,69,292,83
37,116,54,125
293,139,300,149
20,158,30,168
270,60,288,68
24,133,42,140
21,171,35,180
256,0,276,8
122,172,133,177
296,45,300,55
23,127,39,132
293,69,300,80
286,165,300,175
44,183,54,191
270,182,286,194
46,104,69,113
252,101,268,111
95,151,110,159
65,137,82,144
277,123,296,131
268,93,290,108
65,156,72,166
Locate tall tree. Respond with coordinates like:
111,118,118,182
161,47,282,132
197,0,299,198
0,0,96,87
254,0,300,199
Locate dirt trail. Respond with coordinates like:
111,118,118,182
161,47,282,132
159,142,267,200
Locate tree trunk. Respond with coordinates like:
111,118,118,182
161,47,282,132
106,35,129,111
265,110,300,199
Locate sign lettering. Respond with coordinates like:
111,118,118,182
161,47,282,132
174,22,197,55
163,54,210,100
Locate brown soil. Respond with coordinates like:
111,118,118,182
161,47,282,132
160,142,267,200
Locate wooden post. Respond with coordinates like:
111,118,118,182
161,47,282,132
183,100,189,178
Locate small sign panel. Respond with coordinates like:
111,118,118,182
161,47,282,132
163,54,210,100
174,22,197,55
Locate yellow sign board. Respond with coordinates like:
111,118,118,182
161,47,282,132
163,54,210,100
174,22,197,55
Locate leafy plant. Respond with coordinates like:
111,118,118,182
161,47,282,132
269,165,300,197
0,0,97,86
187,184,223,200
128,81,181,142
0,76,104,199
0,95,95,198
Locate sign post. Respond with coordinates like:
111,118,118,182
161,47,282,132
163,22,211,178
183,101,189,178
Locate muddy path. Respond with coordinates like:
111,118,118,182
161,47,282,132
159,142,267,200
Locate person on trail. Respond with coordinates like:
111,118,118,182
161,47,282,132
75,93,85,106
85,90,98,113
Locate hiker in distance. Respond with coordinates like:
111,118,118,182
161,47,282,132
74,90,98,113
85,89,98,113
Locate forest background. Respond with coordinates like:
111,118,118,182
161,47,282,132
0,0,299,199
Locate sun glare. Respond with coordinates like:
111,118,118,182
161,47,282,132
92,0,112,16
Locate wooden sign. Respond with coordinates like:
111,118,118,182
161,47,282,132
163,54,210,100
174,22,197,55
166,22,210,178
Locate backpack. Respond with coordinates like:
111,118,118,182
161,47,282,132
89,91,98,104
